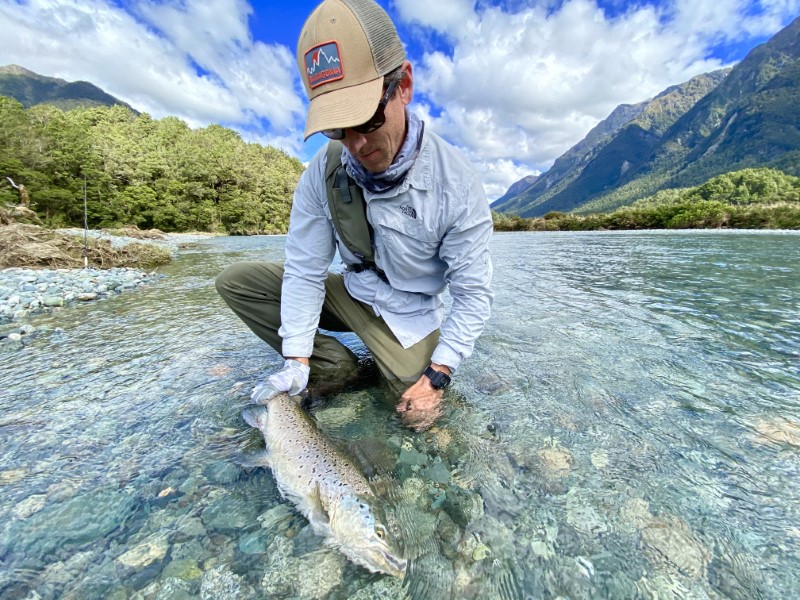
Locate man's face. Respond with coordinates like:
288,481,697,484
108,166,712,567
340,62,413,174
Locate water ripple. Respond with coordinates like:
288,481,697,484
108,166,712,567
1,231,799,598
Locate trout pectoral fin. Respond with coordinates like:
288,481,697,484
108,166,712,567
237,449,272,469
308,483,332,527
242,404,269,430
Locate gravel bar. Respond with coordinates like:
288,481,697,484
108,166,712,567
0,266,165,322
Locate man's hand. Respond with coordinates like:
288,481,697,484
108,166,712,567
396,364,450,431
251,358,310,403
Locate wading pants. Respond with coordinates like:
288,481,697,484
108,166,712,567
215,261,439,395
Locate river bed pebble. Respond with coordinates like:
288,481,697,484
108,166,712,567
0,266,165,342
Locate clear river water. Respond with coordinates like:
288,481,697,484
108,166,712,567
1,230,799,599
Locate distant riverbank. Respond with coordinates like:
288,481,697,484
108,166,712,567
492,168,800,232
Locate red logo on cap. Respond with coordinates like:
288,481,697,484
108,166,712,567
305,41,345,89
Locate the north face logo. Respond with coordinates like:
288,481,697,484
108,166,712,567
401,205,417,219
305,42,344,89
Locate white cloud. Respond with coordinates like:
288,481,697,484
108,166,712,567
472,156,540,200
1,0,798,200
669,0,797,40
0,0,305,153
395,0,800,198
132,0,303,130
393,0,476,35
411,102,539,198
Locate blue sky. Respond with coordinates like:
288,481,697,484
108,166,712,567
1,1,798,199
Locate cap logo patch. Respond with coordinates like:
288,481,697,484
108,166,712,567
305,41,344,89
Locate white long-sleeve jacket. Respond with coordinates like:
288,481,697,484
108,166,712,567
279,127,494,371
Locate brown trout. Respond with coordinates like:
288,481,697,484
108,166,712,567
242,393,406,578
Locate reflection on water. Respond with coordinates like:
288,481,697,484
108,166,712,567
1,231,799,599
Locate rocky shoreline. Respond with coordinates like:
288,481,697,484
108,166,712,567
0,230,211,347
0,265,164,319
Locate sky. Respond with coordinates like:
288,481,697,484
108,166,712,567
0,1,798,200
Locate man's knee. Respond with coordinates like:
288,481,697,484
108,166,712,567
215,261,283,301
215,262,245,298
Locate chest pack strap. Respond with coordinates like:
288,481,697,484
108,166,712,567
324,141,388,283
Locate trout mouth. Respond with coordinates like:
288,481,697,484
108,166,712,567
349,545,407,578
382,551,407,578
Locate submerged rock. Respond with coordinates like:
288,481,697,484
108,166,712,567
565,489,609,536
640,515,712,580
260,534,346,599
1,488,136,556
590,449,610,470
117,535,170,568
350,576,409,599
200,564,255,600
291,551,347,599
201,491,258,532
237,530,269,555
753,418,800,447
537,440,574,477
257,503,296,537
11,494,47,519
618,497,653,533
203,461,241,485
161,558,203,581
142,577,195,600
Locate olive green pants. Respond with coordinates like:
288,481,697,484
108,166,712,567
215,261,439,394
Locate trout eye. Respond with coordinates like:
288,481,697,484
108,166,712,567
375,525,386,540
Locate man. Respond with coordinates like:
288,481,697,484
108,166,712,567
216,0,493,431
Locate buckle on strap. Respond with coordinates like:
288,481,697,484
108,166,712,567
345,263,389,284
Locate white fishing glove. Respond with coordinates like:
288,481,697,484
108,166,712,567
251,359,310,403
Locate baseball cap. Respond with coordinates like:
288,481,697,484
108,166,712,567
297,0,406,140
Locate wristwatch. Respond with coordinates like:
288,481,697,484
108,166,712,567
424,366,451,390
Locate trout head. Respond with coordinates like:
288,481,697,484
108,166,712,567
330,495,406,578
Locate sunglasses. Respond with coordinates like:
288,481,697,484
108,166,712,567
322,80,399,140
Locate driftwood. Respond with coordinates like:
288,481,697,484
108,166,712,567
0,205,40,226
0,209,171,269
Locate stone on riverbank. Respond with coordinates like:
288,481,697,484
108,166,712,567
0,266,165,325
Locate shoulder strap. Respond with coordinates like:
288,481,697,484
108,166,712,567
324,141,376,265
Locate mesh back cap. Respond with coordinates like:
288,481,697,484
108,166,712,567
297,0,406,140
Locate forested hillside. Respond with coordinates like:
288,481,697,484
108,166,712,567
576,16,800,215
493,168,800,231
0,97,303,234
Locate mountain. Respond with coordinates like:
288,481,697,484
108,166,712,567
0,65,135,112
491,100,650,213
492,174,540,206
496,16,800,217
495,69,730,216
577,15,800,215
